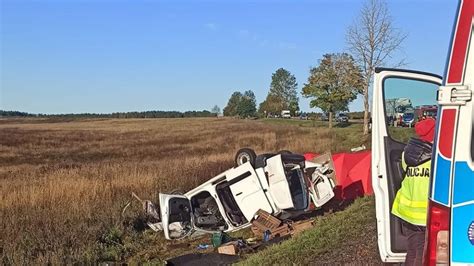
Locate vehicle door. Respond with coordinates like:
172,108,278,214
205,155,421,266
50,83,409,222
308,172,335,208
305,154,336,208
265,154,296,210
371,68,442,263
225,162,273,221
159,193,193,240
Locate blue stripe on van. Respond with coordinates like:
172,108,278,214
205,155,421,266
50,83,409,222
433,154,451,205
453,162,474,204
451,203,474,263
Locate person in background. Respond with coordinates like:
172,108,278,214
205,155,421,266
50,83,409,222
391,118,436,266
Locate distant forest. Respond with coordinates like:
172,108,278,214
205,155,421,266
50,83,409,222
0,110,367,120
0,110,215,118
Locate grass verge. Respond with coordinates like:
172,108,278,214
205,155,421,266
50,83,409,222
238,196,381,265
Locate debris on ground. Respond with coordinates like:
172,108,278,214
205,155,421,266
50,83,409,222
123,192,161,220
250,209,315,240
251,209,283,238
196,244,210,250
291,219,314,236
350,145,367,152
211,232,232,247
217,241,240,255
164,208,318,263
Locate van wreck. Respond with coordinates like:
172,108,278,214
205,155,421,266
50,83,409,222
157,148,337,240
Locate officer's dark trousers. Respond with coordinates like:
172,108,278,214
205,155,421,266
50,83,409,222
403,220,426,266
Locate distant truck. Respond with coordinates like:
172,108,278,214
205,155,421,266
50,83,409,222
281,110,291,119
385,98,413,126
414,105,438,120
400,105,438,127
400,108,415,127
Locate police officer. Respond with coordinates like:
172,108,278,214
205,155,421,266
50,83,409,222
391,118,436,266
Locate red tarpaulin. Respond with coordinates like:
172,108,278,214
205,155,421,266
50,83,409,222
304,151,372,200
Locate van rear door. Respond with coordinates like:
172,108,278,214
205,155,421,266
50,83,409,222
371,68,441,263
159,193,193,240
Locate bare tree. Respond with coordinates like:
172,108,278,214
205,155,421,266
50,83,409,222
211,105,221,116
346,0,407,135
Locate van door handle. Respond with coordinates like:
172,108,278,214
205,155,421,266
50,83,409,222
236,192,243,196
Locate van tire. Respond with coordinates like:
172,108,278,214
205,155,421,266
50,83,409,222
235,148,257,167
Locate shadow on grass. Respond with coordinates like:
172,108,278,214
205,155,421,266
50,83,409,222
333,122,352,128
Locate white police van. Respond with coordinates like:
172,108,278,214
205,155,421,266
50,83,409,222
372,1,473,264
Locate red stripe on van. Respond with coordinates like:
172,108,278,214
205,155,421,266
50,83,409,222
438,109,457,159
447,0,474,84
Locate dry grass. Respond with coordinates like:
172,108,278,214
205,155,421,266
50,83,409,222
0,117,366,264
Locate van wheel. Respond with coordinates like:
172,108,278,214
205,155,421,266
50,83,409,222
235,148,257,167
278,150,292,155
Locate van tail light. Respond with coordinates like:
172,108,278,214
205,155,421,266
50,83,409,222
424,200,450,266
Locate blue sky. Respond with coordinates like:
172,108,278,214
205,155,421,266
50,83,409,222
1,0,457,114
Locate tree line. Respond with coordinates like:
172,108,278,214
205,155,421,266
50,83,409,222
223,0,405,132
0,110,216,118
223,68,300,118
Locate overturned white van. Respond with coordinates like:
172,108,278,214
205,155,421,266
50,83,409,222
159,150,336,240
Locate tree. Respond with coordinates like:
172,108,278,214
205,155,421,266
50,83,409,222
211,105,221,116
260,68,299,115
237,90,257,118
223,91,242,116
302,53,364,128
346,0,407,135
288,98,299,116
258,93,284,117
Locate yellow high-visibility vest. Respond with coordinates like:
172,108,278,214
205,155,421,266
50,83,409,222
391,153,431,226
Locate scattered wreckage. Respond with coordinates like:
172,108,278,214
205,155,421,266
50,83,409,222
152,148,337,240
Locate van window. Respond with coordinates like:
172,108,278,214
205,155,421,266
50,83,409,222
383,77,439,143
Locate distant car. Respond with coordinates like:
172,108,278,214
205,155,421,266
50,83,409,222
159,148,336,240
335,113,349,123
299,114,309,120
320,113,329,121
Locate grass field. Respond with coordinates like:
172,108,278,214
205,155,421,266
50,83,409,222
0,117,374,264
